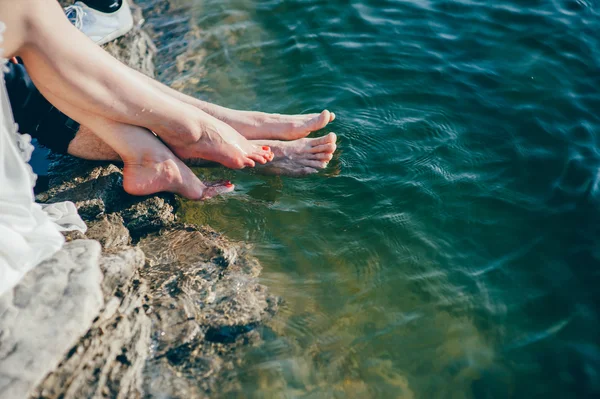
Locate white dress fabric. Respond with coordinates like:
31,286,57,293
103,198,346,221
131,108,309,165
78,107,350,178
0,22,87,296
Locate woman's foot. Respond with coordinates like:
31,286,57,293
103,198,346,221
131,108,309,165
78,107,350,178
254,133,338,175
117,126,235,200
205,108,336,141
123,157,234,200
171,115,274,169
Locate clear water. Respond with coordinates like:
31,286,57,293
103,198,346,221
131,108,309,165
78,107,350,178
143,0,600,397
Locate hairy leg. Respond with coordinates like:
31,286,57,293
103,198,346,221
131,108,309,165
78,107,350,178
67,125,120,161
69,120,275,169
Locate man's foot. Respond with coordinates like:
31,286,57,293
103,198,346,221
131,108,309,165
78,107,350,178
171,116,274,169
254,133,338,175
66,0,134,46
205,108,336,141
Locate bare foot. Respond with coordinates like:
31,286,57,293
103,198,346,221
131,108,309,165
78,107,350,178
37,84,242,193
253,133,337,175
117,126,235,200
205,107,336,141
123,158,234,200
171,115,274,169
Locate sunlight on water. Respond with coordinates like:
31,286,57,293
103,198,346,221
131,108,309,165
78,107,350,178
140,0,600,397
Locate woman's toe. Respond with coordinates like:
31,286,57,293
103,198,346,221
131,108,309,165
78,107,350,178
201,180,235,199
244,158,256,168
250,146,273,164
262,146,275,161
305,110,332,132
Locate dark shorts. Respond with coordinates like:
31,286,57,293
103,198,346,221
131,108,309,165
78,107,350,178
5,61,80,154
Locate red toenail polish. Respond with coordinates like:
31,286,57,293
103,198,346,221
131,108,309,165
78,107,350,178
262,146,270,151
225,181,233,187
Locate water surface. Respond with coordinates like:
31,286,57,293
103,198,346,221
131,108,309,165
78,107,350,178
142,0,600,397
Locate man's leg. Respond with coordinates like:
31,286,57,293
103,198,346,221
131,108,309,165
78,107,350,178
67,125,119,160
68,124,337,177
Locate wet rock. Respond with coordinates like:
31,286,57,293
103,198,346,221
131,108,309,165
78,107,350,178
119,196,175,235
138,226,277,397
31,224,277,399
31,245,149,399
41,158,176,234
86,214,131,250
138,225,277,343
0,241,104,399
99,246,145,300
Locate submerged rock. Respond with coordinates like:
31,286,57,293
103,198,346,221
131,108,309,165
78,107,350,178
0,2,278,398
26,216,277,399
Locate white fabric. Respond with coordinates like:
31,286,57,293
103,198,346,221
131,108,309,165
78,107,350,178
41,202,87,233
0,22,87,296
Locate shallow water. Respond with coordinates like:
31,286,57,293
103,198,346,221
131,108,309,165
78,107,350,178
142,0,600,397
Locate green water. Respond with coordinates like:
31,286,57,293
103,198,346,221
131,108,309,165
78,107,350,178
142,0,600,397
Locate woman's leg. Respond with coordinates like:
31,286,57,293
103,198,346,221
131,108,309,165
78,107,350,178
1,0,271,169
127,68,336,141
41,89,233,200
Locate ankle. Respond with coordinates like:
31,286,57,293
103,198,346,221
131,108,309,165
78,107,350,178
164,108,204,146
121,145,166,167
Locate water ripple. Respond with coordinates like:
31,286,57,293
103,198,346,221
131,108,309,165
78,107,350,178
146,0,600,396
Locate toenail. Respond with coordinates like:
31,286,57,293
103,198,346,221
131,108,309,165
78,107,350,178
262,146,270,151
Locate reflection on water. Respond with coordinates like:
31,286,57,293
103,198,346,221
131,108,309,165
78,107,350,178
142,0,600,397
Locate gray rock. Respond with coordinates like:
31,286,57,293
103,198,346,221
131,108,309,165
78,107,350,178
99,246,145,300
135,225,278,398
40,159,176,236
118,196,175,235
32,245,149,399
0,240,104,399
86,214,131,250
32,224,277,399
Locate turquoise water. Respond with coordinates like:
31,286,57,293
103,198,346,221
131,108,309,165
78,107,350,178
143,0,600,397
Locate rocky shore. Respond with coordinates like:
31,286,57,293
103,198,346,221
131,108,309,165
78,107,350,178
0,2,278,398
